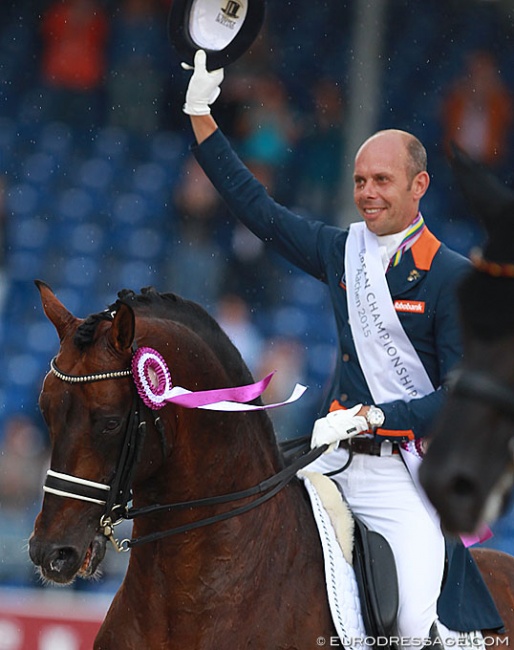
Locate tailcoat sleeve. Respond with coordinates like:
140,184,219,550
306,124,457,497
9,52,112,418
193,128,341,282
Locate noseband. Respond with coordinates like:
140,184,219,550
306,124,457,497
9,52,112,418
44,355,326,552
44,469,111,506
45,356,149,551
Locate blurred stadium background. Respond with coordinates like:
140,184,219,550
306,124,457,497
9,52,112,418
0,0,513,647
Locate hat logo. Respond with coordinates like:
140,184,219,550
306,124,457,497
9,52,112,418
221,0,242,19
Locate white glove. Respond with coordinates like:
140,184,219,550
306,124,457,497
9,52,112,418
182,50,224,116
310,404,369,453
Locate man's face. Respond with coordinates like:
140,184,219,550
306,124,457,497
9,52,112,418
353,133,427,236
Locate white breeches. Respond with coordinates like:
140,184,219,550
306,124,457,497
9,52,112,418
307,448,445,648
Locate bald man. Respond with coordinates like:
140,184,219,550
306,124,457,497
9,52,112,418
181,51,502,646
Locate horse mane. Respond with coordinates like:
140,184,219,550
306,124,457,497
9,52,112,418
73,287,283,463
74,287,280,456
74,287,255,387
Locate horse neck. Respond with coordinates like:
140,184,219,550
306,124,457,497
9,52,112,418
136,405,284,507
125,406,312,588
127,316,311,565
119,359,322,631
126,407,314,603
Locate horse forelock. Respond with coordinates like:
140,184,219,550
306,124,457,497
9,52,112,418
73,311,113,350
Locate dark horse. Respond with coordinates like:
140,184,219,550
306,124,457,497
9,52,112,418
420,149,514,537
30,282,514,648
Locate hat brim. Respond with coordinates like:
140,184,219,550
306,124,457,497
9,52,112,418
168,0,266,70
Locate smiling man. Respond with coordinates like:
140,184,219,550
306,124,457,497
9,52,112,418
353,130,430,236
181,51,503,647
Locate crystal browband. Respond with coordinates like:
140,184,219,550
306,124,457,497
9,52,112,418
50,357,132,384
470,248,514,278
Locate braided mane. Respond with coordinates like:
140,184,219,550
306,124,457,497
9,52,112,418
74,287,254,387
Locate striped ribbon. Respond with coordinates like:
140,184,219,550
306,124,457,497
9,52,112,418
389,212,425,268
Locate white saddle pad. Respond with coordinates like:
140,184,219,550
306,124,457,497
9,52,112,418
299,471,487,650
299,471,366,649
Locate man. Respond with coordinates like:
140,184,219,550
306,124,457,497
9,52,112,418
182,50,502,646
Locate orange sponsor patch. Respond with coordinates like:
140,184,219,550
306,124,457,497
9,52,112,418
394,300,425,314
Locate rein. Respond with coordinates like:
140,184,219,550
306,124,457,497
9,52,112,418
46,356,327,552
124,445,326,548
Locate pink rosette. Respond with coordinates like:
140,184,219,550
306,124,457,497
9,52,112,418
131,346,308,412
132,347,172,410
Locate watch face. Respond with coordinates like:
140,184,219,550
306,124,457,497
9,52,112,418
368,407,385,428
168,0,266,70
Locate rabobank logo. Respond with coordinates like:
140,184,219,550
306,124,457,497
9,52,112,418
394,300,425,314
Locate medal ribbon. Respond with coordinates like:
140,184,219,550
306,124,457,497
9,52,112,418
389,212,425,268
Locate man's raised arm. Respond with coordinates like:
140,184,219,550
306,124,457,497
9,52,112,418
182,49,223,144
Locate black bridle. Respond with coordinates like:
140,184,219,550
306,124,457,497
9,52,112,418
44,355,327,552
447,250,514,421
449,368,514,420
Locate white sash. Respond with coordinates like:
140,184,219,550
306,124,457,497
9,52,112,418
345,223,490,545
345,222,434,403
345,223,441,525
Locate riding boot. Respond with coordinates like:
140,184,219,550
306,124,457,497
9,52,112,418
428,621,487,650
423,621,444,649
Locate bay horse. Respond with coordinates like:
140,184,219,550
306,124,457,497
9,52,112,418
420,147,514,537
29,282,514,648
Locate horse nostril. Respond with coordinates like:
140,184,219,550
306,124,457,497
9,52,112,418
450,474,478,498
49,546,79,574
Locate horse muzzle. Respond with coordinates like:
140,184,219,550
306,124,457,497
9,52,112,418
29,532,107,584
420,463,485,534
421,447,514,535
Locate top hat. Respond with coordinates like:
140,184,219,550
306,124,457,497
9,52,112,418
168,0,266,70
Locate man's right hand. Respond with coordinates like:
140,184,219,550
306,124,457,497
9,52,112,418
183,49,224,116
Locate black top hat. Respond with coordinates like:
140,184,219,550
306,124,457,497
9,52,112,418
168,0,266,70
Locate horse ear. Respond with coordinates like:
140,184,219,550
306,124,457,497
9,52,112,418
449,142,514,230
109,303,135,352
35,280,80,341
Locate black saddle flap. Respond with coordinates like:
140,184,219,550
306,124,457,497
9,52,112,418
353,516,399,639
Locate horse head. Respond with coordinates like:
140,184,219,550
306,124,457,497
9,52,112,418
29,281,142,583
29,282,282,586
420,147,514,534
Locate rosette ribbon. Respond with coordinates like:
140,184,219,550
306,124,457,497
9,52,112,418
132,347,307,412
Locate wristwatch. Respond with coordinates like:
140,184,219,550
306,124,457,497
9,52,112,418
365,405,385,430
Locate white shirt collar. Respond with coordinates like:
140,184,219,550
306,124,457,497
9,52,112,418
375,226,411,270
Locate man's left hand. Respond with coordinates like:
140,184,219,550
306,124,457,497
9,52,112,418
311,404,369,453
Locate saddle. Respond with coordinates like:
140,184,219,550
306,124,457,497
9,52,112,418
297,467,400,642
352,514,399,640
298,462,501,646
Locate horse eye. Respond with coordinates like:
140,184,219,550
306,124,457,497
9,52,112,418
102,419,121,434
